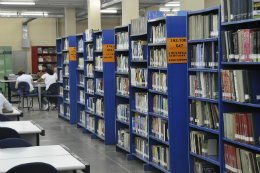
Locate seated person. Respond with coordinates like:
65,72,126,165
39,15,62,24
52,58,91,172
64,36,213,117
37,68,57,110
0,93,13,114
37,64,48,79
15,68,38,94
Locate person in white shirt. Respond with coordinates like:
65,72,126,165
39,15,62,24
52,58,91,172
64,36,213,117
0,93,13,114
37,68,57,110
15,69,38,95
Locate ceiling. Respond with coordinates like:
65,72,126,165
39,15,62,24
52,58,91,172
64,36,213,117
0,0,179,17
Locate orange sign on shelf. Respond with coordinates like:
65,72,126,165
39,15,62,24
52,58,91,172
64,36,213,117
167,37,187,64
103,44,115,62
69,47,76,61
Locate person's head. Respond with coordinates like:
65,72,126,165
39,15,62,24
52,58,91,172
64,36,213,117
42,65,47,71
46,68,54,76
18,68,25,76
54,67,57,73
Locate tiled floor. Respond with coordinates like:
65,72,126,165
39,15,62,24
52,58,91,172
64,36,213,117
19,106,162,173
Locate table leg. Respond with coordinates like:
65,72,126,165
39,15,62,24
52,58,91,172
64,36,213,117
39,86,42,110
7,83,11,102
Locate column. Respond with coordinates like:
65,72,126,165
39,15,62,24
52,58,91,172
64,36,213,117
122,0,139,25
87,0,101,29
65,7,76,36
144,6,160,17
180,0,204,11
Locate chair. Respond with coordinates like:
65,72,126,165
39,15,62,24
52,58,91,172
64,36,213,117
4,76,8,96
0,138,32,149
6,162,58,173
0,127,20,140
10,82,20,105
44,83,59,111
18,82,40,111
0,114,11,121
0,87,2,94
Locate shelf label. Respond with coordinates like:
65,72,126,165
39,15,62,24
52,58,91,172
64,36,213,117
103,44,115,62
167,37,187,63
69,47,76,61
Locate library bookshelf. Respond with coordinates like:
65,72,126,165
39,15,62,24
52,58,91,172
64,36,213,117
57,36,77,124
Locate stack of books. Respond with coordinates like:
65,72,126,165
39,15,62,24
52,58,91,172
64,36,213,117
135,92,148,113
78,57,84,69
65,79,69,89
96,35,103,51
131,16,147,35
132,113,148,137
87,97,95,113
190,101,219,129
64,53,69,63
152,145,170,171
60,104,64,114
86,114,95,132
86,44,94,60
78,38,83,52
131,40,147,60
97,119,105,137
64,38,68,50
150,48,167,68
188,14,219,40
80,110,85,124
96,78,104,94
134,137,149,160
189,72,219,100
150,23,166,43
95,56,103,70
117,104,130,123
59,70,63,82
96,98,104,116
85,29,95,41
152,72,167,93
116,55,129,73
151,117,168,141
59,86,63,96
115,32,129,49
80,74,84,86
117,129,130,149
87,79,94,94
65,65,69,76
194,160,217,173
86,64,94,77
130,67,148,87
79,90,85,103
153,95,168,117
66,105,70,117
116,76,129,96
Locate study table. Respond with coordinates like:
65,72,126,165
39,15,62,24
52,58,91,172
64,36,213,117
0,145,89,173
0,80,17,103
0,121,44,146
3,106,23,121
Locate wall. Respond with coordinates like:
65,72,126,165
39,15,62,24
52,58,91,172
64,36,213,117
0,18,56,73
205,0,221,8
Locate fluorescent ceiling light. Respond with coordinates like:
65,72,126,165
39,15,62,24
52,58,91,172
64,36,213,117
0,2,35,5
165,3,180,6
160,9,171,12
101,10,117,13
0,12,17,15
21,13,48,16
172,10,179,11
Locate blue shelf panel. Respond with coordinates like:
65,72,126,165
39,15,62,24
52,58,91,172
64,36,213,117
187,38,218,43
189,124,219,135
148,66,167,71
86,110,95,115
64,88,70,91
115,49,129,52
115,72,129,75
221,17,260,26
95,134,105,140
188,6,219,15
95,113,104,119
116,144,130,153
77,68,84,71
131,60,148,63
130,33,147,37
94,70,103,73
150,162,170,173
86,128,95,134
114,24,129,29
132,153,149,164
58,81,63,84
77,85,84,88
223,138,260,152
190,152,220,166
77,101,85,106
58,95,63,98
188,68,218,72
149,112,168,121
77,122,86,128
59,113,70,121
131,109,148,116
57,66,62,69
222,62,260,65
149,135,169,145
94,50,103,53
76,51,84,54
64,101,70,105
116,119,130,125
85,59,94,62
116,94,129,99
188,96,219,103
131,85,148,90
85,92,95,96
95,92,104,97
148,43,166,46
148,90,168,96
57,52,62,54
85,76,94,79
62,50,69,52
222,99,260,108
63,76,69,78
148,17,166,23
63,63,69,65
84,40,93,43
132,132,149,139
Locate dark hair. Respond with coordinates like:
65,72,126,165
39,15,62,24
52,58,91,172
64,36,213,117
46,68,54,75
42,65,47,68
18,68,25,76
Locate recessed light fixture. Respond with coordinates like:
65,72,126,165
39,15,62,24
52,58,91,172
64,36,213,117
21,13,48,16
160,9,171,12
0,12,17,15
100,10,117,13
172,10,179,11
0,2,35,5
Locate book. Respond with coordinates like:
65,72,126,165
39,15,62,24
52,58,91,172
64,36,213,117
116,54,129,73
95,56,103,71
64,38,69,50
87,79,94,94
42,48,48,54
86,44,94,60
48,47,54,53
60,104,64,114
133,113,148,137
96,35,103,51
150,23,166,43
131,41,147,60
80,90,85,104
80,110,85,124
78,57,84,69
151,117,168,141
96,98,104,116
153,95,168,118
195,161,217,173
86,114,95,132
116,76,129,96
64,53,69,63
86,63,94,77
118,129,130,149
115,32,129,49
117,104,130,123
152,145,170,170
150,47,167,68
135,92,148,113
130,67,148,87
96,78,104,94
87,97,95,113
65,92,69,102
78,38,83,52
59,86,63,96
65,78,69,89
66,105,70,117
79,73,84,86
85,29,99,41
97,119,105,137
135,137,149,160
37,47,42,54
152,72,167,93
59,70,63,82
131,16,147,35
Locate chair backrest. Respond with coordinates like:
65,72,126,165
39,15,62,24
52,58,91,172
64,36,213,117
0,127,20,140
0,114,11,122
10,82,18,92
48,83,58,95
0,138,32,149
4,76,8,80
18,82,30,96
6,162,58,173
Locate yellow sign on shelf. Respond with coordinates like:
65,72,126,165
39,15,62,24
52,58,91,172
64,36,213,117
69,47,76,61
167,37,187,64
103,44,115,62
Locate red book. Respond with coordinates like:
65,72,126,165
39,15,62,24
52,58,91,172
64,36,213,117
238,113,243,143
247,113,253,145
153,98,154,113
243,114,249,144
235,114,239,142
244,29,251,62
231,145,238,172
224,144,230,172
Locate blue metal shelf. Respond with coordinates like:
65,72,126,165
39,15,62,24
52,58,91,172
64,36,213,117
94,50,102,53
64,101,70,105
222,99,260,108
85,76,94,79
131,109,148,116
63,75,69,78
115,72,129,75
115,49,129,52
116,94,129,99
148,43,166,46
130,33,147,37
85,92,95,96
223,138,260,152
77,68,84,71
149,135,169,145
77,122,85,128
57,52,62,54
188,96,219,103
148,66,167,70
77,101,85,106
59,113,70,121
132,153,149,164
95,113,104,119
76,51,84,53
63,63,69,65
116,119,129,125
77,85,84,88
188,5,219,15
187,38,218,43
188,68,218,72
62,50,69,52
85,59,94,62
58,95,63,98
114,24,129,29
132,132,148,139
131,85,148,89
150,162,170,173
149,112,168,121
222,62,260,65
131,60,148,63
84,40,93,43
94,70,103,73
57,66,62,69
86,128,95,134
148,90,168,96
116,144,130,153
95,134,105,140
64,88,70,92
86,110,95,115
148,17,166,23
189,124,219,135
95,92,104,97
190,152,220,166
221,17,260,26
58,81,63,84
